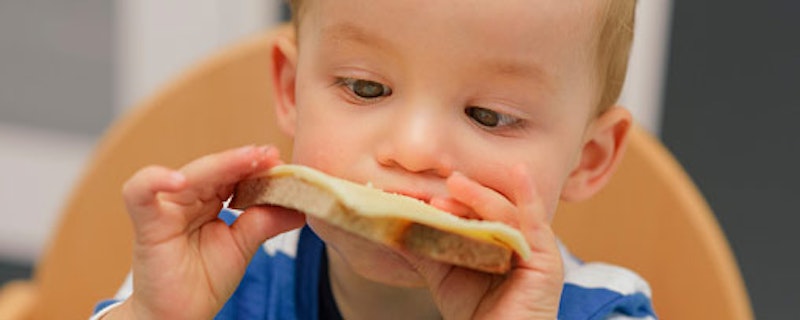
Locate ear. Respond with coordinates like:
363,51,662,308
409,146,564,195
271,29,299,137
561,106,633,202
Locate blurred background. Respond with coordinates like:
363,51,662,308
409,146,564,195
0,0,797,317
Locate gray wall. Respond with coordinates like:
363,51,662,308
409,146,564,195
0,0,115,135
662,0,800,317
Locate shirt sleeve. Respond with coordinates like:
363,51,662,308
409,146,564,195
89,272,133,319
558,262,657,320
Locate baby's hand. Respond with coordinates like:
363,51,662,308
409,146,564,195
419,166,564,319
106,146,305,319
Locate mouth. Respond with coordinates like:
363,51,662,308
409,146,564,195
382,188,434,204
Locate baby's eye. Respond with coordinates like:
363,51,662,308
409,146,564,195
340,78,392,99
465,106,520,128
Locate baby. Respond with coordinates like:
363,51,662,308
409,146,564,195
95,0,655,319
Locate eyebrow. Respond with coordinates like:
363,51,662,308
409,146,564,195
320,22,396,53
486,60,546,80
478,57,553,96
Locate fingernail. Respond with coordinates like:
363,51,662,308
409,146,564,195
238,145,256,154
246,146,273,168
170,171,186,186
257,145,272,155
448,171,466,183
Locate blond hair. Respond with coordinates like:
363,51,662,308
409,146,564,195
594,0,636,112
287,0,636,112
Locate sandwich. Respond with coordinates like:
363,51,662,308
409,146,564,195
229,164,532,274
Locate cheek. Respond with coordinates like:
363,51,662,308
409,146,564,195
290,100,350,168
290,106,378,180
291,126,334,166
291,70,343,164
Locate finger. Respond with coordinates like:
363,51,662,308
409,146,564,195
445,172,519,228
510,165,551,243
122,165,187,209
509,165,548,226
508,165,562,267
229,206,306,257
169,145,283,205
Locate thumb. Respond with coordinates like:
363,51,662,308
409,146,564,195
229,206,306,257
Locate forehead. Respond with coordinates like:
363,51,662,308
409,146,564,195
302,0,603,82
299,0,603,102
301,0,603,51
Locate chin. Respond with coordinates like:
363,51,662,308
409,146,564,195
306,217,427,287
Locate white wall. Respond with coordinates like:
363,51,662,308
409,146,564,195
116,0,282,112
618,0,674,134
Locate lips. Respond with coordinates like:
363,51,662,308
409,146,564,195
381,188,434,204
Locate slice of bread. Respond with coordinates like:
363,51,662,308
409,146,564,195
229,165,531,274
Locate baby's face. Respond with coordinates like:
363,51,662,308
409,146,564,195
286,0,604,285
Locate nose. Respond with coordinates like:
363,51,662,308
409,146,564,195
376,106,453,177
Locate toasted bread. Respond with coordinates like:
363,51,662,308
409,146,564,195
229,165,531,274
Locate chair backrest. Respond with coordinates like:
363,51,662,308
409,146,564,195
553,126,753,319
29,26,752,319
